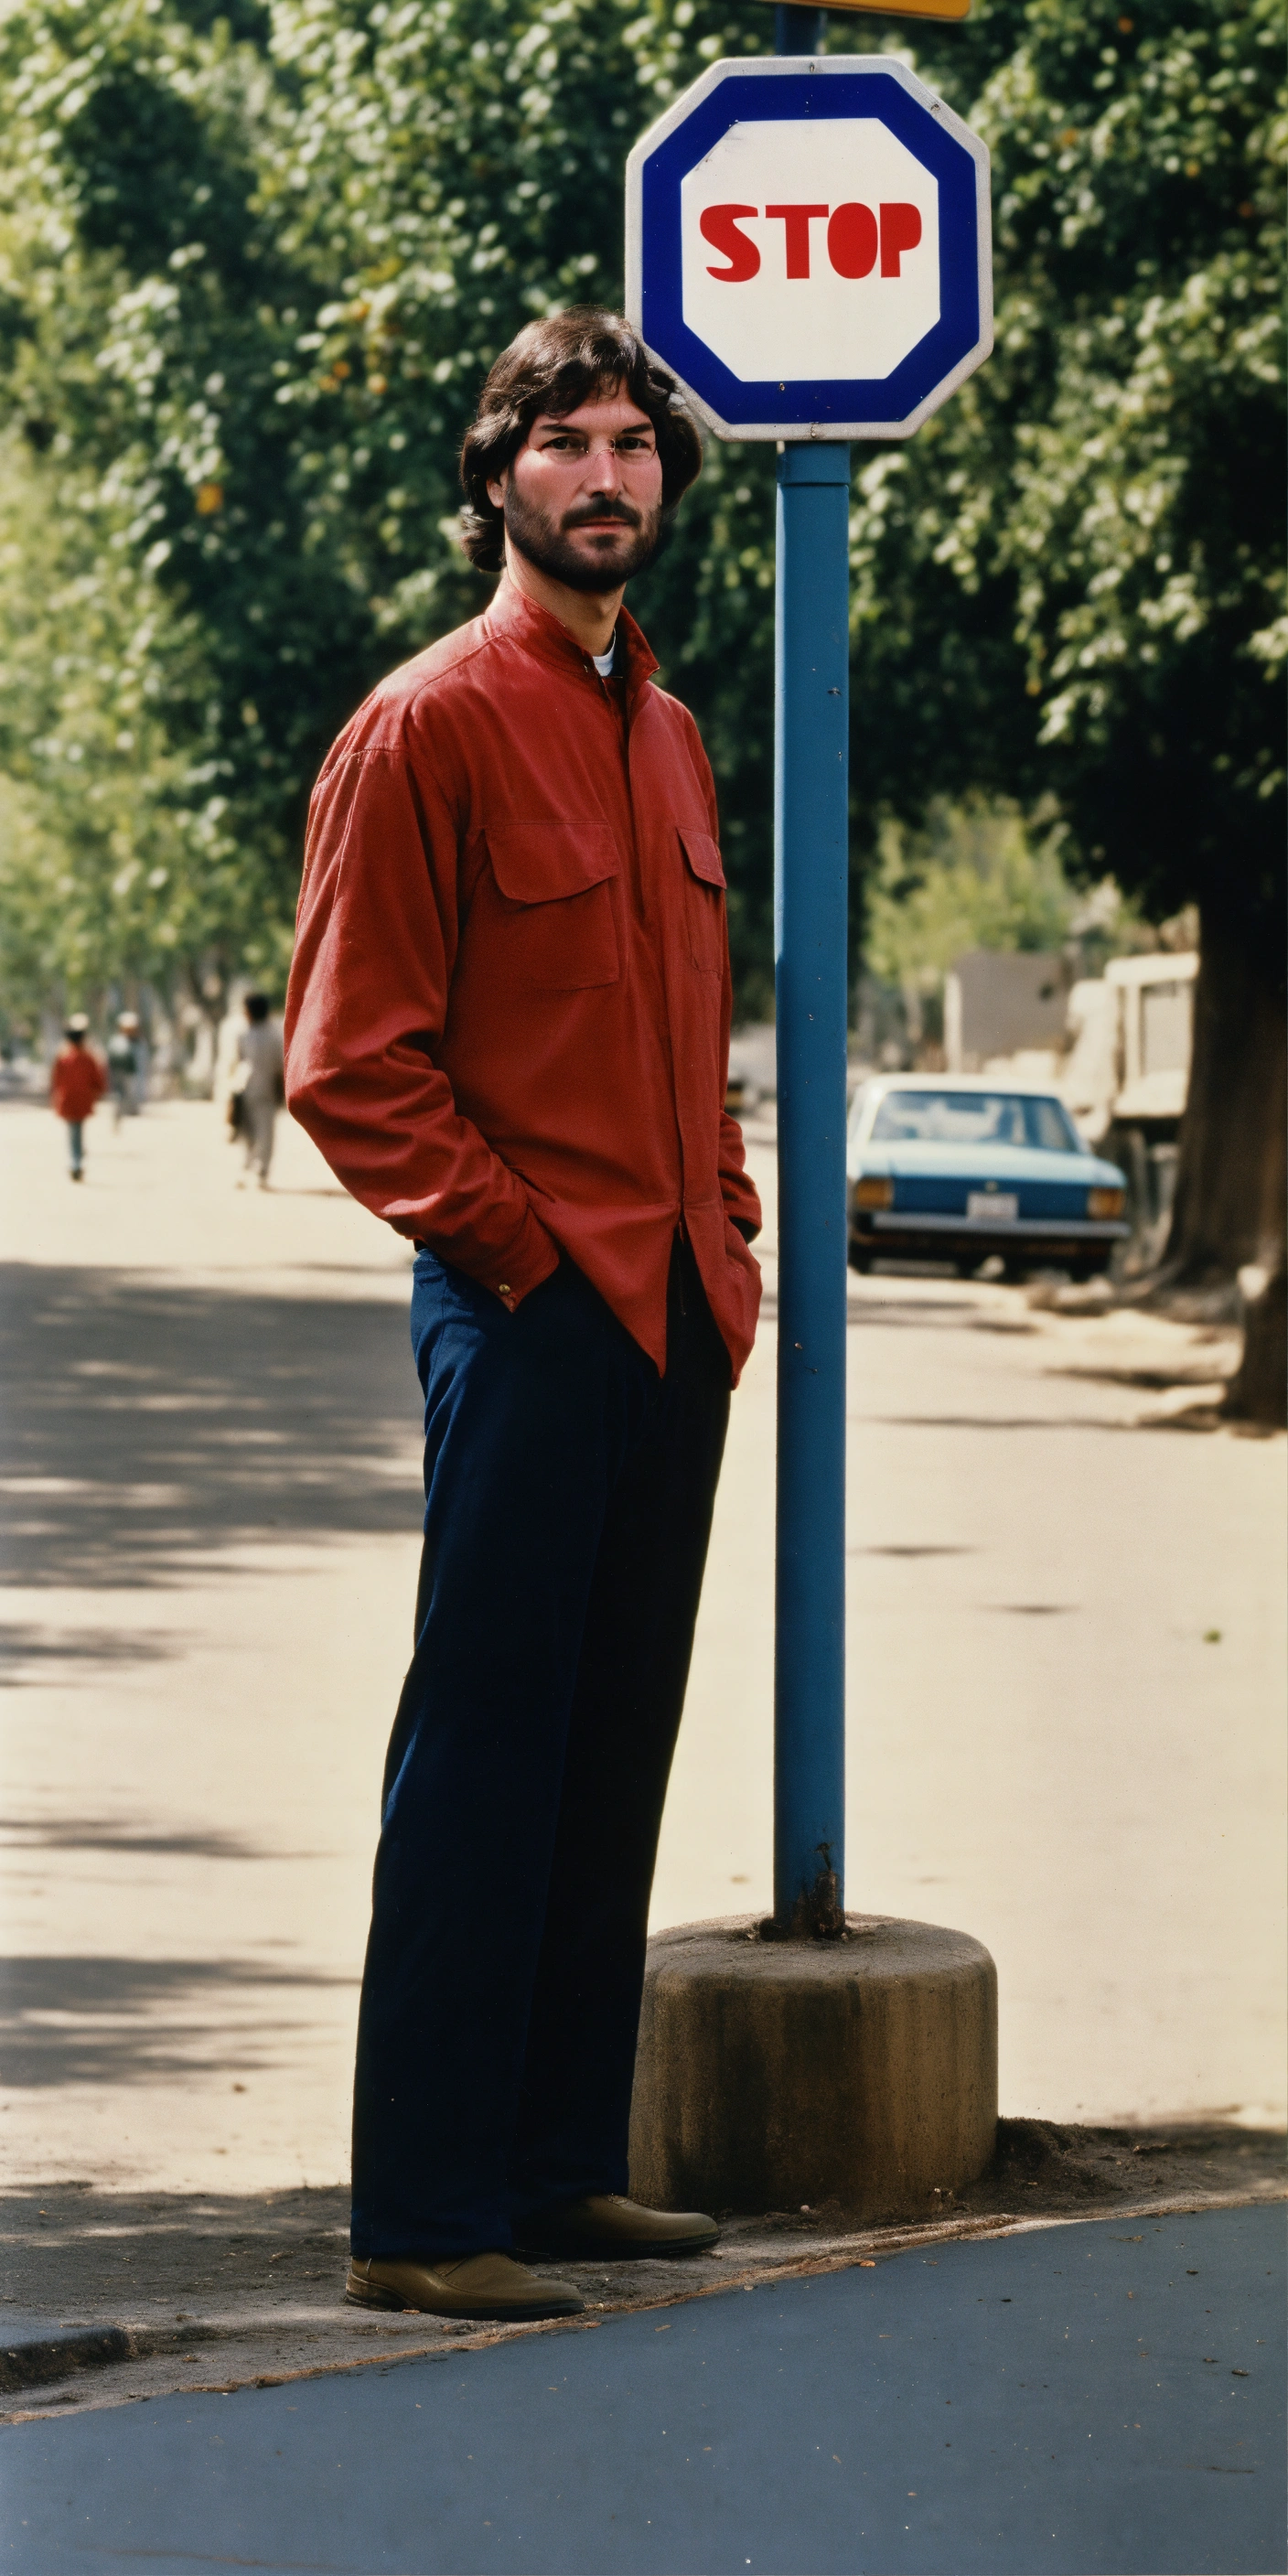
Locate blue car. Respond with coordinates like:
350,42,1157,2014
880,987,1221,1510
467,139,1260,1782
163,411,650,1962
847,1074,1129,1281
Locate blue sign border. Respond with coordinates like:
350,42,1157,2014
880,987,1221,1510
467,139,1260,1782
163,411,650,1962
639,69,980,428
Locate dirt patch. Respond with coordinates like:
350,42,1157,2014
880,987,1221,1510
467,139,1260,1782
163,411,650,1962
962,2115,1282,2216
704,2118,1285,2237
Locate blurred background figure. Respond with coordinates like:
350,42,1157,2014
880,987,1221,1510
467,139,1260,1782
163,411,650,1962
49,1013,107,1181
107,1010,145,1124
231,990,284,1189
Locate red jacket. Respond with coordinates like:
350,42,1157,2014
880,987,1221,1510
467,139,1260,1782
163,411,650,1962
285,581,762,1380
49,1044,107,1122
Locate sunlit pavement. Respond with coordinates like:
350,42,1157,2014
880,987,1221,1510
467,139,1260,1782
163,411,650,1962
2,1094,1283,2206
5,2206,1283,2575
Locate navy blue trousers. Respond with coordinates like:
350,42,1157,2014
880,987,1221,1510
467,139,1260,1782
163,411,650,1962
350,1239,731,2259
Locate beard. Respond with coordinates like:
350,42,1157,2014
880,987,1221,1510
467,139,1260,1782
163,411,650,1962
501,484,670,593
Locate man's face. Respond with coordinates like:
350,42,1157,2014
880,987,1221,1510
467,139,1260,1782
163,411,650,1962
488,385,666,595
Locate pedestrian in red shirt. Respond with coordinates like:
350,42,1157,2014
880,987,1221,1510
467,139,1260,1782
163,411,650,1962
286,309,763,2324
48,1015,108,1180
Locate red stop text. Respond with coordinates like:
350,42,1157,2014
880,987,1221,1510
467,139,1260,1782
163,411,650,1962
700,201,923,283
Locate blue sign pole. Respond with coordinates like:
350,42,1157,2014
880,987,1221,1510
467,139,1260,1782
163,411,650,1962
773,437,851,1936
773,3,827,46
627,34,992,1940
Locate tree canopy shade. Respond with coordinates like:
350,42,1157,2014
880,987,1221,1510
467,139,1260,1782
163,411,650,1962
0,0,1283,1403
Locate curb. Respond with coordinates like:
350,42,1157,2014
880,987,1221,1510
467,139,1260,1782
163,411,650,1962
0,2322,222,2398
5,2184,1281,2420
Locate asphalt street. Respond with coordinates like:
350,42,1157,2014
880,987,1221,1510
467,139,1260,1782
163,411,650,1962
5,2206,1283,2575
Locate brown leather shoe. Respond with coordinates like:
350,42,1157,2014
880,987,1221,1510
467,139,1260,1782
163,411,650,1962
345,2250,584,2321
513,2194,720,2259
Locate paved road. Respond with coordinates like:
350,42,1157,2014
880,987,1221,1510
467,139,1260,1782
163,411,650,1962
0,1097,1283,2201
5,2207,1283,2574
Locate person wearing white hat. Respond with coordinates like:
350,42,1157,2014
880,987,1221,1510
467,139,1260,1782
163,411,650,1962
107,1011,143,1125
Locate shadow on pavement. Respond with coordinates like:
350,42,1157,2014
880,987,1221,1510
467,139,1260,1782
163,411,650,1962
0,1624,179,1680
0,1819,277,1860
0,1957,356,2088
0,1264,422,1590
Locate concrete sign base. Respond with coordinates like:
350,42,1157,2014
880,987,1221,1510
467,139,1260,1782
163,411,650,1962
629,1915,997,2219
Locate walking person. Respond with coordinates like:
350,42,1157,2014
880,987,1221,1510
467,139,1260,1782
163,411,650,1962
49,1014,107,1181
106,1011,142,1124
233,992,284,1188
286,308,762,2324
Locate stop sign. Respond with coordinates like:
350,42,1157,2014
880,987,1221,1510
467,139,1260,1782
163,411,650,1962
626,56,992,439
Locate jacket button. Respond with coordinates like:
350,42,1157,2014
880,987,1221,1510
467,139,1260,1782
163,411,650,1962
497,1283,511,1296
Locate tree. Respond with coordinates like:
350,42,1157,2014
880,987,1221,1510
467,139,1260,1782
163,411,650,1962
847,0,1284,1414
0,0,794,1004
0,0,386,950
864,797,1121,985
0,431,281,1030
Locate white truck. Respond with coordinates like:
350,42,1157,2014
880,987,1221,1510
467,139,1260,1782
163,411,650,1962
1060,952,1198,1265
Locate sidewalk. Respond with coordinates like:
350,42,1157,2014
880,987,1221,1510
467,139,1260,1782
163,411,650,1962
4,2205,1283,2573
2,1099,1283,2207
3,2120,1282,2420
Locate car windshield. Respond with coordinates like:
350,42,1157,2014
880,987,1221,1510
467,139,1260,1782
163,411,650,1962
871,1089,1079,1153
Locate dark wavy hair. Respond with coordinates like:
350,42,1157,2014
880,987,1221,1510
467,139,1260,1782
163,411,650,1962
458,307,703,574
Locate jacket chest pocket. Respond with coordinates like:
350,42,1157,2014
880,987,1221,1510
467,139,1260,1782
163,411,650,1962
484,823,620,991
680,828,726,975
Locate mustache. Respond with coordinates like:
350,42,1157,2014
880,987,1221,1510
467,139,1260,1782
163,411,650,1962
560,498,645,533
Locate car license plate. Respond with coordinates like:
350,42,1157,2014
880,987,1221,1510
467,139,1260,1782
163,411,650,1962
968,1192,1018,1223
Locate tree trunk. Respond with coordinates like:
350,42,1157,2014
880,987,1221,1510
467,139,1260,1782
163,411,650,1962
1162,903,1286,1427
1227,1264,1287,1427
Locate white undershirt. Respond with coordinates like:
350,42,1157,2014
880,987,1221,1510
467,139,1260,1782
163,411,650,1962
592,634,617,680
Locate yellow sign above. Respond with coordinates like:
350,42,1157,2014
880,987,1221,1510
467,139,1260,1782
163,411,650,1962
757,0,971,19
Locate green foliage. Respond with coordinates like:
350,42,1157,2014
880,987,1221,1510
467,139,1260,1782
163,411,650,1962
850,0,1285,947
865,799,1079,997
0,0,380,941
0,0,1281,1028
0,0,801,1004
0,432,293,1020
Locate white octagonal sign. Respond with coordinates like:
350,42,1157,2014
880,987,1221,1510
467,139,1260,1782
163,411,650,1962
628,57,991,439
681,121,942,385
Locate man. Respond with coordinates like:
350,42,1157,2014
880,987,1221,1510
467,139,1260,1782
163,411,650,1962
232,991,284,1188
285,308,762,2324
49,1014,107,1181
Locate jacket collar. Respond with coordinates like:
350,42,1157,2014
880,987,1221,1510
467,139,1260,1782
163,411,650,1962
483,576,659,708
